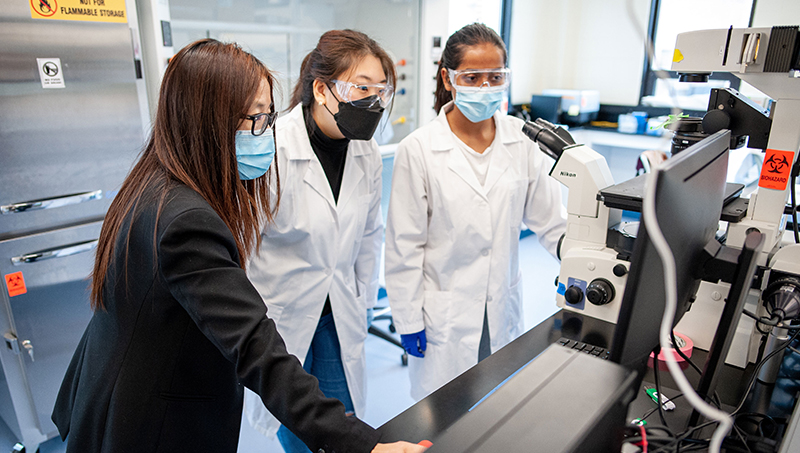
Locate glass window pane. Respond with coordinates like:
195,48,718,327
652,0,752,71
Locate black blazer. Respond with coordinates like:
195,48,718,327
52,183,379,452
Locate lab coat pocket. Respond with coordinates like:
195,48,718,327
354,292,369,343
422,290,452,347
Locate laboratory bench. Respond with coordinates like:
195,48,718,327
378,309,800,452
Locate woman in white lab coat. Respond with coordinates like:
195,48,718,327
384,23,567,401
244,30,395,452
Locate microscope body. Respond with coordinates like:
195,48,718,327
550,144,629,324
671,25,800,369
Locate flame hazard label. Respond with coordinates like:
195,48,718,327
30,0,127,23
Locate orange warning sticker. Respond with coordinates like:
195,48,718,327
758,149,795,191
4,272,28,297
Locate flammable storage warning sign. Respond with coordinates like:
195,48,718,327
30,0,127,23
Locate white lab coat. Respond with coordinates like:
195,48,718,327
384,103,567,401
244,104,383,437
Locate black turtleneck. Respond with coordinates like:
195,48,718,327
304,110,350,318
305,112,350,203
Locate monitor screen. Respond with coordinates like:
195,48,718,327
610,130,731,374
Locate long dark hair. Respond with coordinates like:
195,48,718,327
90,39,279,310
290,29,397,129
433,23,507,113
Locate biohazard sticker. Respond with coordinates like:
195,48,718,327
758,149,795,191
4,272,27,298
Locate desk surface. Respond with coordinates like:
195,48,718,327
378,309,751,444
377,310,617,442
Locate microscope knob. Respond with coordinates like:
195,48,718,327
613,264,628,277
702,109,731,135
564,285,584,305
586,279,615,306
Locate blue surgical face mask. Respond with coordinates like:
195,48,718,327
235,129,275,180
454,89,505,123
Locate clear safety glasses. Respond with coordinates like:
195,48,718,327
330,79,395,109
448,68,511,93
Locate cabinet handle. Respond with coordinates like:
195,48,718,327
1,190,103,214
11,240,98,265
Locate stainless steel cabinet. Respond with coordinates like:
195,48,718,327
1,0,143,449
0,222,101,447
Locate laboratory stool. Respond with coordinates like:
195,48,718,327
368,305,408,366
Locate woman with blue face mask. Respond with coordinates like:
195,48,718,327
244,30,395,453
384,23,568,401
52,39,424,453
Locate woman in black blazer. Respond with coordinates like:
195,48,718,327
51,39,425,453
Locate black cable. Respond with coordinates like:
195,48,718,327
647,426,678,438
731,423,754,453
742,309,778,336
742,309,758,321
791,160,798,243
735,412,778,438
672,331,702,375
668,331,723,416
641,393,685,422
755,331,768,364
650,420,718,453
731,327,800,416
652,346,670,428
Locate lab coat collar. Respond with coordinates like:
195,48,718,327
281,104,370,158
431,101,517,197
279,104,366,211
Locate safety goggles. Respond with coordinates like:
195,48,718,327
330,79,395,109
447,68,511,93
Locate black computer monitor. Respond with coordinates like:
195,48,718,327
418,130,733,453
610,130,731,374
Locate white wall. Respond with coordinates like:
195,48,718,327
417,0,450,126
508,0,800,108
752,0,800,27
509,0,649,107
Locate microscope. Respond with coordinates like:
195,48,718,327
522,119,629,325
524,25,800,377
671,25,800,377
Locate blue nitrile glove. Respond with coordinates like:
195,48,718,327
401,330,427,358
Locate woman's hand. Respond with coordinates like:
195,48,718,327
371,441,430,452
400,330,427,358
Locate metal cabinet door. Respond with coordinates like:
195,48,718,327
0,1,143,239
0,221,100,446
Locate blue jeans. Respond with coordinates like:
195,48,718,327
277,313,355,453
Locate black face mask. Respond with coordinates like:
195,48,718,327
325,94,385,141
